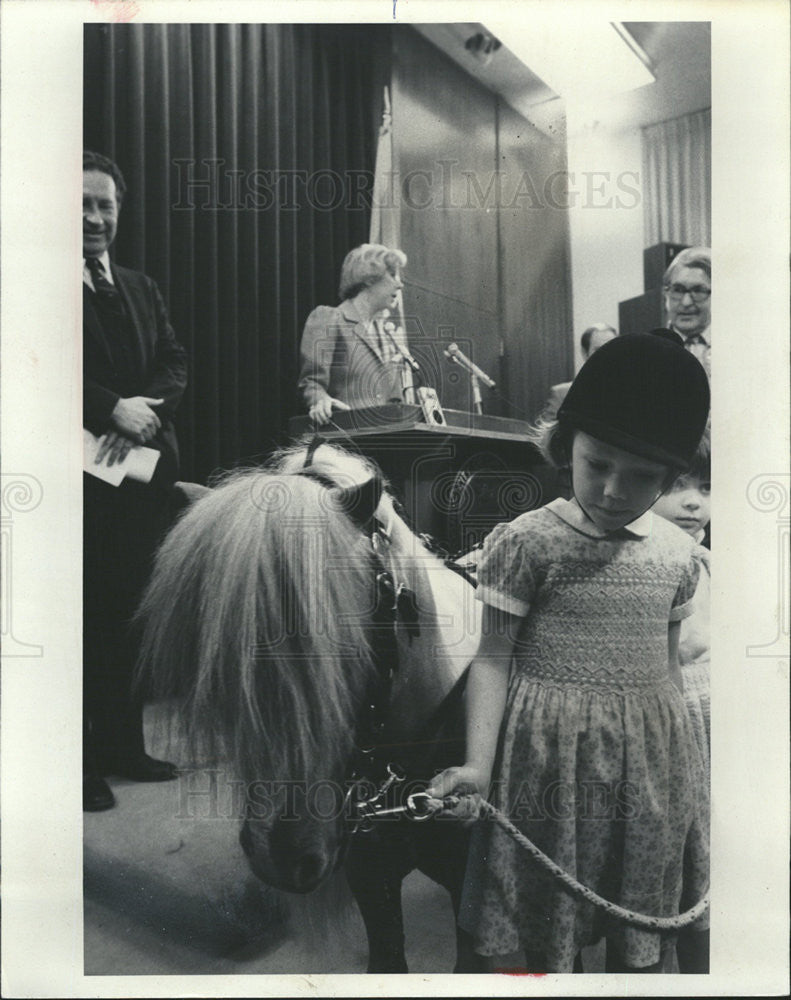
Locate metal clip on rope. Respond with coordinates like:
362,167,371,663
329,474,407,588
405,792,462,819
348,783,461,830
347,763,406,833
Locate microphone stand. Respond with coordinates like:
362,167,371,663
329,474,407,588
444,343,494,416
400,357,417,405
382,307,418,406
470,373,483,415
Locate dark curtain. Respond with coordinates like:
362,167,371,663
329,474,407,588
84,23,390,482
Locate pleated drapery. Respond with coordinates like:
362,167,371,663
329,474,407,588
84,23,389,483
642,108,711,247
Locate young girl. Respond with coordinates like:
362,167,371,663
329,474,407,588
653,431,711,773
652,431,712,975
653,430,711,548
428,333,710,974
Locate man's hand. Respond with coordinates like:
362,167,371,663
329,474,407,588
110,396,163,443
308,396,351,426
95,429,137,466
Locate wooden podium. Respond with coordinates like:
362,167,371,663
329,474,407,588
287,404,559,551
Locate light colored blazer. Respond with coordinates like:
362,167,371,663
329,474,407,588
298,298,407,411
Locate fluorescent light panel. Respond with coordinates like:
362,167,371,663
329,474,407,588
483,20,655,102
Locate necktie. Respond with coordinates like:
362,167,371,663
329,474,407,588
85,256,118,299
684,334,710,377
684,334,706,360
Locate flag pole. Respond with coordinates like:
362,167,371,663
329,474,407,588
370,86,415,404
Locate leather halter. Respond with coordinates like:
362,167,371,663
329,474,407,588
295,449,423,839
295,456,400,756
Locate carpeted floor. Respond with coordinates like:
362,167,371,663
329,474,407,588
83,704,461,976
83,703,606,977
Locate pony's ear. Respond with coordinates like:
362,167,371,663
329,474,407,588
332,476,383,530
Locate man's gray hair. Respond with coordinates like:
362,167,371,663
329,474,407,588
663,246,711,286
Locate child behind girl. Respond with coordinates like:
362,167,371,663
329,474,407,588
429,334,710,974
653,431,711,775
652,431,711,548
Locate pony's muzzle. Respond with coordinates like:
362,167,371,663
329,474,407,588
239,816,339,894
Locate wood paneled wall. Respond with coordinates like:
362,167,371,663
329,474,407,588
498,102,574,419
393,28,573,422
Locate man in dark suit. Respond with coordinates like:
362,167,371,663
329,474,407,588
540,323,617,421
661,246,711,377
83,150,188,811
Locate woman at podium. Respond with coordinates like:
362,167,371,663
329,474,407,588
298,243,410,424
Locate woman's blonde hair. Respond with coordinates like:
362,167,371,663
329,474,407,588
338,243,407,301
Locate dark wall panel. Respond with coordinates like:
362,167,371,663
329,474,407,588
392,27,502,414
400,286,501,413
392,27,573,423
498,101,573,420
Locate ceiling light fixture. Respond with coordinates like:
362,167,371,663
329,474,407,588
482,19,655,102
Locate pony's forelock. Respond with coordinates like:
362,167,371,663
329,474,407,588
273,439,386,490
137,467,379,787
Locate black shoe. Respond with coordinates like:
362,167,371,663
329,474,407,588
84,772,116,811
106,753,179,782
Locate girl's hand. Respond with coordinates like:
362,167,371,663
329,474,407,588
426,764,490,824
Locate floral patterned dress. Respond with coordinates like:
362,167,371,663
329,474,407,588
678,545,711,776
459,498,710,971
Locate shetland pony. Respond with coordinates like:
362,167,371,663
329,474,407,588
137,442,484,972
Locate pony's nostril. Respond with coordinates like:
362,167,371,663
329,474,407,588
239,820,253,856
292,852,328,892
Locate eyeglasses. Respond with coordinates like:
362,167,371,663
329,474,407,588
664,283,711,303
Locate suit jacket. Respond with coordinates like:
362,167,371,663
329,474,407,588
297,299,406,411
541,381,572,422
84,263,188,485
650,326,710,378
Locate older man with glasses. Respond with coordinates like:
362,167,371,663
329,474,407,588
661,246,711,374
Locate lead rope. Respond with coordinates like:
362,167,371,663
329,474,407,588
422,795,708,932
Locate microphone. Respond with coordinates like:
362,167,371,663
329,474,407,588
383,319,420,371
444,343,496,388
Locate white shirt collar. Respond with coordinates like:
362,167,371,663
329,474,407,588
546,497,653,539
83,251,113,290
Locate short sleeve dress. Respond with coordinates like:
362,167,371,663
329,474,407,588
678,545,711,775
459,498,710,971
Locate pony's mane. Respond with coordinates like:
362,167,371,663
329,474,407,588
137,466,380,785
272,441,479,737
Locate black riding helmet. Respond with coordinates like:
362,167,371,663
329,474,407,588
557,333,710,471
